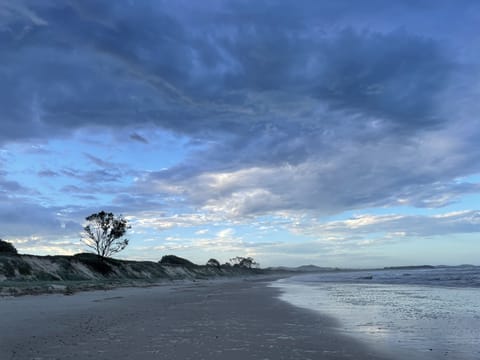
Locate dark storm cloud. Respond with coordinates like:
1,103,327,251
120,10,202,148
0,1,190,139
1,0,479,219
0,0,466,143
313,29,452,128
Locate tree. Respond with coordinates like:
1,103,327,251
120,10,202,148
0,239,18,254
82,211,130,259
230,256,258,269
206,258,220,268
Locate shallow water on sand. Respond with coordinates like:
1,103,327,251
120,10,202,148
272,267,480,360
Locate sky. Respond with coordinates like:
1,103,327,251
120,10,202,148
1,0,479,268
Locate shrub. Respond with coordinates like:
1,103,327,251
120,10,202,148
0,239,18,254
230,256,259,269
160,255,195,267
206,258,221,268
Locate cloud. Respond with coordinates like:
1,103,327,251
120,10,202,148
1,0,480,261
0,197,82,238
313,29,452,129
0,1,49,27
0,170,35,194
0,0,472,144
83,153,116,168
37,169,59,177
133,212,228,231
0,178,26,192
136,226,268,264
8,235,82,256
129,133,149,144
61,167,122,184
138,124,480,217
291,210,480,239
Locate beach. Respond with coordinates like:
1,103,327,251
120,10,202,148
273,267,480,360
0,277,392,360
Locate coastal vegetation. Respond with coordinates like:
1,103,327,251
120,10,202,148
160,255,196,267
230,256,259,269
0,250,263,296
82,211,130,259
0,211,268,296
0,239,18,255
206,258,221,268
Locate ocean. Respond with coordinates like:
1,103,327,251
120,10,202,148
272,266,480,360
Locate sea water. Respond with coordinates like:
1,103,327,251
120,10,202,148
272,266,480,360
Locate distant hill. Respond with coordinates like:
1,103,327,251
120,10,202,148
267,264,337,273
383,265,435,270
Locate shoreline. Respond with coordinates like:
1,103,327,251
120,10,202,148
272,271,480,360
0,276,393,359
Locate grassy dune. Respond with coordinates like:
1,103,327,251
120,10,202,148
0,253,264,296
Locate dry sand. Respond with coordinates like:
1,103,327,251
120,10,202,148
0,277,393,359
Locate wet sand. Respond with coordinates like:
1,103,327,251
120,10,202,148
0,278,393,359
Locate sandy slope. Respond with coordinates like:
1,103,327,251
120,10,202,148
0,253,266,296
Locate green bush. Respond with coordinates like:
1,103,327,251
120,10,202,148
206,258,221,268
160,255,195,267
0,239,18,254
